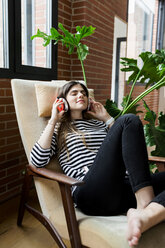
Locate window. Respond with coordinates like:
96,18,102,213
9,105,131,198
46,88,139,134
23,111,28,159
127,0,155,59
0,0,9,68
0,0,58,80
157,0,165,113
126,0,155,81
111,16,127,107
115,38,127,107
157,0,165,49
21,0,52,68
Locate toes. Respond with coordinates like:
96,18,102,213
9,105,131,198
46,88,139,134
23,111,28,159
128,236,139,247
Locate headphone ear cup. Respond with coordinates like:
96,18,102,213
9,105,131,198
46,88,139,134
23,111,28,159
63,99,69,112
57,98,69,112
87,98,91,111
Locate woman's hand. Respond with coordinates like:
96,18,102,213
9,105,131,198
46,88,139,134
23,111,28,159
87,99,111,123
49,99,65,125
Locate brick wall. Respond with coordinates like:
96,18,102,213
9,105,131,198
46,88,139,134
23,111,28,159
0,79,27,202
70,0,128,103
2,0,160,203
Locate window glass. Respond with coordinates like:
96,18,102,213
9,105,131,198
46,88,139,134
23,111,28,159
21,0,52,68
157,0,165,50
126,0,155,80
0,0,9,68
163,11,165,49
127,0,155,59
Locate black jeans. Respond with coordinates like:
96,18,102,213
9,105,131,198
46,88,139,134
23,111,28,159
73,114,165,215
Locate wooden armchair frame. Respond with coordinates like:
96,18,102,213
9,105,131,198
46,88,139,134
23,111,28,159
17,156,165,248
148,156,165,172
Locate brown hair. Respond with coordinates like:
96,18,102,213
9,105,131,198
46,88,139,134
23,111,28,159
57,81,89,153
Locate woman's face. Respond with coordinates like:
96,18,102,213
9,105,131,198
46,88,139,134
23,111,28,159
66,84,88,112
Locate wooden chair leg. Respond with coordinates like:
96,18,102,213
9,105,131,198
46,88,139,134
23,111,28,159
59,183,82,248
17,169,32,226
18,169,67,248
26,204,67,248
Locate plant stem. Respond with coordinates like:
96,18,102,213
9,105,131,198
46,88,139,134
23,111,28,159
123,69,141,112
122,76,165,115
77,47,87,86
80,58,87,86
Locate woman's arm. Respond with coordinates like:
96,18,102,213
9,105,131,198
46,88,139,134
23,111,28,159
30,99,65,167
38,99,65,149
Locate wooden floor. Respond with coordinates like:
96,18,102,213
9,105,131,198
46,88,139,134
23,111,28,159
0,190,71,248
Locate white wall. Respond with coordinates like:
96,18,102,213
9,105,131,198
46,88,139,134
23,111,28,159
111,16,127,101
159,87,165,113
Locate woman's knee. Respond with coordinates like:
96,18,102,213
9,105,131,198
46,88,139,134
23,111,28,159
117,113,141,124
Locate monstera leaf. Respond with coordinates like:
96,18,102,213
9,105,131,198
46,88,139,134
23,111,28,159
143,100,165,157
121,50,165,87
104,95,142,119
104,99,121,118
120,50,165,116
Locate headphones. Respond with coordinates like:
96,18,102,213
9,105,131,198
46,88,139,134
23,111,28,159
87,98,91,111
57,97,91,112
57,98,68,112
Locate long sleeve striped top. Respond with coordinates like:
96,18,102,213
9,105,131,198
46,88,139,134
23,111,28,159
30,119,108,183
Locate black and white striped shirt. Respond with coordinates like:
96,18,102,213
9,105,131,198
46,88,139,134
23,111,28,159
30,119,108,183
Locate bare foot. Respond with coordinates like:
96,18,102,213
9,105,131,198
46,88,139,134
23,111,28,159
127,203,165,247
127,208,143,247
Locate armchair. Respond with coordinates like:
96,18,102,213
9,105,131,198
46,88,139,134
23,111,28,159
11,79,165,248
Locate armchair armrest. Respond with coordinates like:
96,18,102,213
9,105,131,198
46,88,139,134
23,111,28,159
148,156,165,172
27,163,83,247
27,164,84,186
148,156,165,163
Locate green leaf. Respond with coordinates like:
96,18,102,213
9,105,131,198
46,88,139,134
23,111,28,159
144,124,156,147
58,23,76,45
68,44,75,54
139,50,165,86
120,50,165,87
158,111,165,130
31,23,96,87
143,100,156,125
31,29,56,47
157,63,165,77
77,43,89,61
151,127,165,157
104,99,121,118
75,25,96,41
149,163,158,174
143,100,165,157
50,27,61,39
120,57,137,65
143,100,157,147
120,58,140,84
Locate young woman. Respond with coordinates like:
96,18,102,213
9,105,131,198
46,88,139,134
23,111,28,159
30,81,165,246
